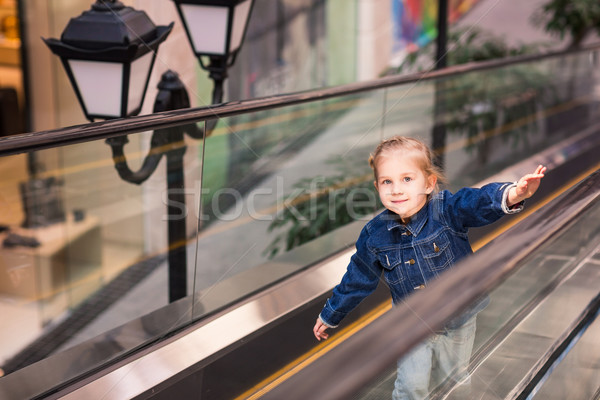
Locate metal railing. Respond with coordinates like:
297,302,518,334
1,43,600,156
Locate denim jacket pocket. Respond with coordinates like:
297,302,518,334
420,232,453,273
375,248,406,284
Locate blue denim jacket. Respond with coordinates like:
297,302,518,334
319,182,522,329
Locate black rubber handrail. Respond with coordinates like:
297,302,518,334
261,170,600,400
1,43,599,157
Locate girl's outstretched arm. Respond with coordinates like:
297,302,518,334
507,165,546,206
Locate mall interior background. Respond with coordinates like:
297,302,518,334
0,0,572,372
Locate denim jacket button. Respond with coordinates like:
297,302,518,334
414,284,426,290
409,259,415,265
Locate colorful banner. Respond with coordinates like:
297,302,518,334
392,0,480,54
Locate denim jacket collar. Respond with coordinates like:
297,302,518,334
384,200,430,237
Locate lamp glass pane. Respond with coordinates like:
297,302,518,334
69,60,123,118
181,4,228,55
230,0,252,52
127,52,154,115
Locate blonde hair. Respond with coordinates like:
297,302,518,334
368,136,446,192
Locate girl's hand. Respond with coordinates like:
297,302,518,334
508,165,546,206
313,318,330,341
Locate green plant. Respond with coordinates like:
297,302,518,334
442,64,553,163
264,153,379,258
398,27,555,167
532,0,600,48
398,26,546,74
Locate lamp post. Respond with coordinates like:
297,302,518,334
44,0,253,303
171,0,254,105
43,0,196,303
43,0,173,121
432,0,448,169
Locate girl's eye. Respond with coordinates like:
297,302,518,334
403,177,412,183
382,179,392,185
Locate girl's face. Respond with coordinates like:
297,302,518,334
374,149,436,223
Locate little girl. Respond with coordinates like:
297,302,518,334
313,136,546,399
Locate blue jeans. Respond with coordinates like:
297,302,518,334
393,317,476,400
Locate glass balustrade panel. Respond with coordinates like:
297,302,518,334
1,47,599,396
384,49,600,192
0,125,205,384
191,91,390,319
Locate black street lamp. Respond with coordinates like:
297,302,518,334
43,0,173,121
171,0,254,104
43,0,195,303
43,0,253,303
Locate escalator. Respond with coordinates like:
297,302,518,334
0,45,600,400
260,170,600,400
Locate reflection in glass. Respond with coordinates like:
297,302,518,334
192,92,387,318
0,125,204,377
0,47,599,396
